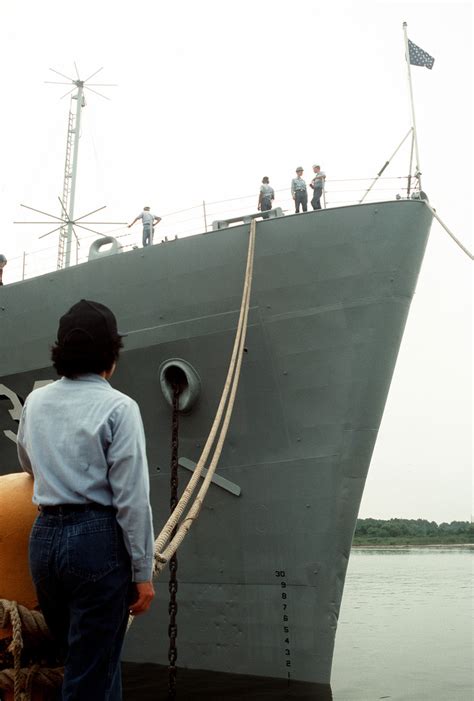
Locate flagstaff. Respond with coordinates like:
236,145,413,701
403,21,422,191
402,22,435,195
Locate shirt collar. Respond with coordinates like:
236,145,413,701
62,374,109,384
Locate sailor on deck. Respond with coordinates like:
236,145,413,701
0,254,6,285
258,176,275,215
291,167,307,213
310,164,326,210
128,206,161,247
17,299,155,701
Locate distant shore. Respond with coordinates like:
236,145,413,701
352,542,473,548
353,518,472,547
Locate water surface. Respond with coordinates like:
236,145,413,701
331,547,473,701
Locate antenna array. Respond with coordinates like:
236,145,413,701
14,65,124,269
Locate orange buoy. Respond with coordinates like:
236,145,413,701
0,472,38,614
0,474,48,699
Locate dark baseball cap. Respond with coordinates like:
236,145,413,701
57,299,126,348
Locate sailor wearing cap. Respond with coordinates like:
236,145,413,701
291,167,308,213
128,206,162,247
310,164,326,210
17,299,155,699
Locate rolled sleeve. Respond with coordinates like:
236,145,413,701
107,400,155,582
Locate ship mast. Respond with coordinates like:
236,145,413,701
45,65,116,268
58,84,84,268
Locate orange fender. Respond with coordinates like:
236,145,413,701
0,474,49,700
0,473,38,613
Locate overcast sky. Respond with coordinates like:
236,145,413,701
0,0,471,522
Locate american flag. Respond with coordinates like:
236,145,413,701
408,39,435,69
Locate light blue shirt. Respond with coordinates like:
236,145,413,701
291,176,307,195
260,184,274,199
311,171,326,189
17,374,154,582
138,211,157,226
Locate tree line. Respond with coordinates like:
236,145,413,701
353,518,473,545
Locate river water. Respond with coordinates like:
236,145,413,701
331,546,473,701
122,547,471,700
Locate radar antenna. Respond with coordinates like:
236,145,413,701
14,65,124,270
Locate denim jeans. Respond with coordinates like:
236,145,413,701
260,196,272,219
29,507,132,701
142,224,154,247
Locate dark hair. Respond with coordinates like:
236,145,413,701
51,335,123,378
262,176,269,183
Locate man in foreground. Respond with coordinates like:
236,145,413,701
17,299,155,700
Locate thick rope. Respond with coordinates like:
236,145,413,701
153,218,256,575
0,599,60,699
4,600,23,700
0,666,63,693
154,219,256,561
0,600,52,644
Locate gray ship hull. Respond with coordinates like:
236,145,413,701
0,201,432,692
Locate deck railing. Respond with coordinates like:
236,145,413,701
3,175,414,284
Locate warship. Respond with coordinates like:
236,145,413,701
0,66,434,700
0,196,432,697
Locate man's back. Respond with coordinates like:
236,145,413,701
139,210,155,225
18,374,144,506
18,299,155,700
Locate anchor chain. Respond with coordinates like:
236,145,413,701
168,383,180,699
